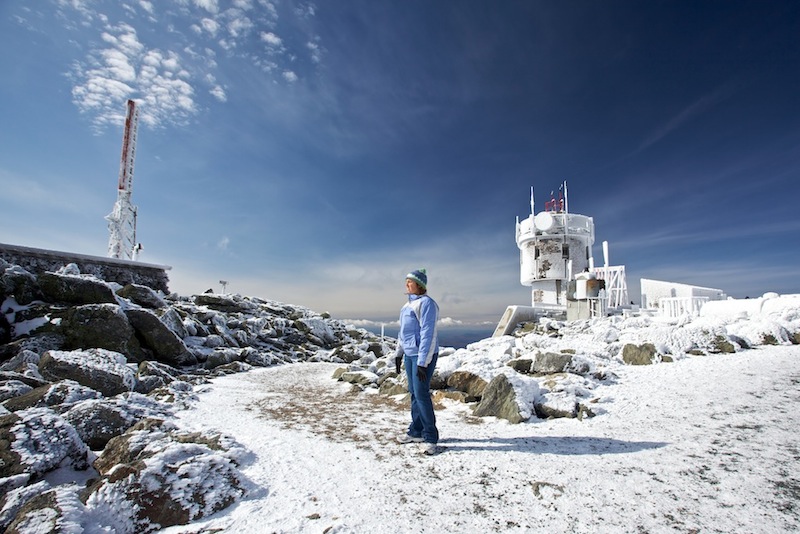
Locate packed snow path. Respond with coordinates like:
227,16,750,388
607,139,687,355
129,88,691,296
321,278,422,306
172,347,800,533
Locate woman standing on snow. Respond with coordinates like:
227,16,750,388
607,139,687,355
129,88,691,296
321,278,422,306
394,268,440,455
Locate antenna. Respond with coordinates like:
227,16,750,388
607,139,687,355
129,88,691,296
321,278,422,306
530,186,535,215
106,99,140,260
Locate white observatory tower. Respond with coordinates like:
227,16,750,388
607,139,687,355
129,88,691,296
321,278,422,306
516,182,595,309
493,181,629,337
106,99,141,261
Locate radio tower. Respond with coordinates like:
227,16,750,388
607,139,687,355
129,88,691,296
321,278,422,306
106,99,141,260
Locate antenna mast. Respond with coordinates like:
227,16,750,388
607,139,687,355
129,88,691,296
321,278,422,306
106,99,141,260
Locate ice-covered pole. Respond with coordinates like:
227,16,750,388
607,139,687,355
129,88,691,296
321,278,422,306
106,99,140,260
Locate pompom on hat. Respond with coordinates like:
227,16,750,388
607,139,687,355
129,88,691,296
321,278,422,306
406,268,427,290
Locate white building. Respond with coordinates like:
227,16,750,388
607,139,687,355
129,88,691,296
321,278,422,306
640,278,727,318
494,184,629,336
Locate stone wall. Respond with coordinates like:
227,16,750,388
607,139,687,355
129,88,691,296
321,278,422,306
0,243,171,293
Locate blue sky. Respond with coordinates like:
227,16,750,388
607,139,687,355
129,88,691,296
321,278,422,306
1,1,799,325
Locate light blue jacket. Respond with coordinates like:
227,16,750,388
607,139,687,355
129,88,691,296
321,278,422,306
395,294,439,367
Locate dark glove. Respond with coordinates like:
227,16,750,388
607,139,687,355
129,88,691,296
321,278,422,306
394,356,401,375
416,366,428,382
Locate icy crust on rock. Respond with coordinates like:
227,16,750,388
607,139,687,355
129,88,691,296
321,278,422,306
85,423,249,534
45,349,138,391
10,407,89,475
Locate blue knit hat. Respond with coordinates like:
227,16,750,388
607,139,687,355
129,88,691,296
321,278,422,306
406,268,427,290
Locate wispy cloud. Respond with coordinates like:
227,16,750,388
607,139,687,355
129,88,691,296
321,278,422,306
638,83,736,151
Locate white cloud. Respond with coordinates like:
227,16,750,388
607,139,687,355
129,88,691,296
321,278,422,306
200,18,219,36
98,48,137,82
217,236,231,250
138,1,154,15
282,70,298,82
210,85,227,101
439,317,465,327
260,31,282,46
307,40,321,63
193,0,219,15
226,14,253,38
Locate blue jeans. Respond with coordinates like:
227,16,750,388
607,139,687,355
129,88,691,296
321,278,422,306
404,353,439,444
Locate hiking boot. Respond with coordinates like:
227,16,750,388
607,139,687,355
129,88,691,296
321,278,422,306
421,442,437,456
396,434,424,444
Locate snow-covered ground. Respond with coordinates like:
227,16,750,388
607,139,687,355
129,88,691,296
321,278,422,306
168,343,800,533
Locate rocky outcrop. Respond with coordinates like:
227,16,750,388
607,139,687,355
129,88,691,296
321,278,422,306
0,259,385,532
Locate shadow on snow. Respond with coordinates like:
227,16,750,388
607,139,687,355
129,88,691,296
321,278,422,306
438,436,668,455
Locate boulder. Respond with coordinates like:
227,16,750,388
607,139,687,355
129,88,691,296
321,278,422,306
507,358,533,374
0,478,46,532
378,377,408,396
366,342,385,358
710,335,736,354
331,346,360,363
0,407,89,480
472,374,523,423
532,351,573,374
446,371,488,401
61,304,143,360
134,361,180,394
37,272,117,305
157,307,189,339
193,294,257,313
39,349,137,397
0,370,48,390
0,333,66,364
85,418,246,533
534,395,579,419
2,380,102,412
0,381,33,403
1,264,43,306
124,308,196,367
621,343,657,365
295,317,337,348
63,398,141,450
116,284,166,309
3,485,85,534
340,370,378,387
0,350,41,374
203,348,242,370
